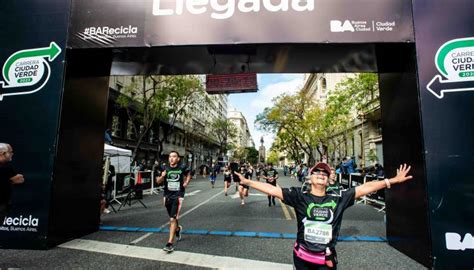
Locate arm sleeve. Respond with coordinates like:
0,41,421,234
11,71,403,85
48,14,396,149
282,187,301,208
340,188,356,209
6,167,17,180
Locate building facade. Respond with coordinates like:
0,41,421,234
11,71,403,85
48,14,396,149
106,75,228,170
301,73,383,169
227,106,255,159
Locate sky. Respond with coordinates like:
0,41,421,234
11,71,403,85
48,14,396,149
228,73,306,151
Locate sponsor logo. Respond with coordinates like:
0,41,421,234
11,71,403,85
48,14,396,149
76,25,139,45
0,42,61,101
330,20,396,33
427,37,474,99
445,232,474,251
153,0,315,20
330,20,355,32
1,215,40,232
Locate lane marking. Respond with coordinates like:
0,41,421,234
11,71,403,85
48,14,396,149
184,190,201,197
60,239,293,270
229,192,267,199
289,207,297,219
129,190,224,245
278,199,292,220
101,226,387,241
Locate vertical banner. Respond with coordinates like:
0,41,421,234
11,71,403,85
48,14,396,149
0,0,71,248
413,0,474,268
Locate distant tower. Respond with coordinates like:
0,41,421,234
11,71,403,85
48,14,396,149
258,136,266,163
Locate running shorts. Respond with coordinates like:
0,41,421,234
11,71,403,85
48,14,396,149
164,197,184,219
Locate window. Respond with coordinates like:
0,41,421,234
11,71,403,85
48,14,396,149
127,121,134,139
149,130,154,143
112,116,121,137
320,78,327,93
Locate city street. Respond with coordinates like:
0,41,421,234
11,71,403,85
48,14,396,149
1,171,425,269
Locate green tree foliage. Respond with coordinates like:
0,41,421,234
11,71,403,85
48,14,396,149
266,150,280,165
245,147,259,164
211,119,238,155
117,75,208,160
256,73,379,165
255,91,322,164
324,73,378,158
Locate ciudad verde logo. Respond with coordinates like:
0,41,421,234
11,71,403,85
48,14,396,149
0,42,61,101
427,37,474,99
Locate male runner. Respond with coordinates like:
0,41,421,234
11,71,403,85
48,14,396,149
155,151,191,253
223,166,232,196
209,163,218,188
263,163,279,206
236,163,412,269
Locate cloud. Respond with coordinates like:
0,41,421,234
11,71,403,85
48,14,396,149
251,76,305,111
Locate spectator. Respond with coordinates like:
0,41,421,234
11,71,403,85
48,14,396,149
0,143,25,222
375,164,385,177
104,129,113,144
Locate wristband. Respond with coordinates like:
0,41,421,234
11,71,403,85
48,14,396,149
384,178,391,189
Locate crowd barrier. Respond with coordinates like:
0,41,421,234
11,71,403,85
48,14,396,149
337,173,386,211
111,171,162,206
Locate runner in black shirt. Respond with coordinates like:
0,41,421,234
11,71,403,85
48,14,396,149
263,163,279,206
236,162,413,269
209,163,218,188
223,166,232,196
155,151,191,253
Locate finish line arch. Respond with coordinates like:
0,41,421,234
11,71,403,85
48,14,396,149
0,1,473,269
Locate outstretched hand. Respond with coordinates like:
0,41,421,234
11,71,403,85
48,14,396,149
392,164,413,184
235,172,249,185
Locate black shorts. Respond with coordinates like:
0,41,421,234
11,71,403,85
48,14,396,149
240,184,249,189
164,197,184,219
224,177,232,182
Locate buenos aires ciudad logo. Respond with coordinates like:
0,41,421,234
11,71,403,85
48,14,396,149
427,37,474,99
0,42,61,101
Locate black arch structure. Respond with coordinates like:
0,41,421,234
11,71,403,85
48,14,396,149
0,1,473,268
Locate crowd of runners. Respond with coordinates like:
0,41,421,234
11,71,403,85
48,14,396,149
152,150,413,269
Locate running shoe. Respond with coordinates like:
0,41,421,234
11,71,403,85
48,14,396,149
163,242,174,253
176,225,183,241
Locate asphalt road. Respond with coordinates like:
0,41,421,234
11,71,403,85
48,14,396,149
1,172,427,269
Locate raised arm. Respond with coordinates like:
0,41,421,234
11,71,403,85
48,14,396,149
355,164,413,199
236,172,283,200
155,170,166,185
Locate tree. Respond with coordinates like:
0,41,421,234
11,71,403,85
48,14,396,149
255,91,324,164
323,73,378,157
245,147,259,165
232,147,249,162
267,150,280,165
211,118,238,155
117,76,167,161
117,75,208,161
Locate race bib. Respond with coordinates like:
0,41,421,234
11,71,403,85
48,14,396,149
304,220,332,244
167,181,180,191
